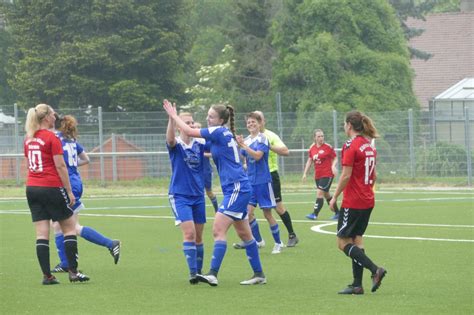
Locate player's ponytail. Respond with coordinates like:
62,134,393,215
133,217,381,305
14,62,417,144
226,105,236,139
361,114,379,139
25,103,52,138
345,110,379,139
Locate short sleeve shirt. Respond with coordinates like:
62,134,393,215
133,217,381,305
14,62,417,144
308,142,336,179
341,135,376,209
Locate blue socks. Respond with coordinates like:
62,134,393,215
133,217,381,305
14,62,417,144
54,233,68,268
210,240,227,273
80,226,113,248
243,239,263,273
196,243,204,274
250,219,263,242
270,223,281,244
183,241,197,276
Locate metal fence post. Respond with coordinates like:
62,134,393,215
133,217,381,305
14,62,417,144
14,103,20,185
301,138,305,173
464,106,472,186
276,92,284,176
98,106,105,186
332,110,339,172
408,109,415,178
112,133,117,182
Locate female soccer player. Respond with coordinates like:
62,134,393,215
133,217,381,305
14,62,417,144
51,115,120,273
166,109,207,284
163,99,266,286
329,111,387,294
236,112,283,254
24,104,89,284
302,129,340,220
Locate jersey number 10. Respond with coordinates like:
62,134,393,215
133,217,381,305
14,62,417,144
28,150,43,172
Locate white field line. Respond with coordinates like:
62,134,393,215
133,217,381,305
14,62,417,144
1,189,473,202
311,222,474,243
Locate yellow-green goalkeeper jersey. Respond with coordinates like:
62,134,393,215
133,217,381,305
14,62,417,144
263,129,286,172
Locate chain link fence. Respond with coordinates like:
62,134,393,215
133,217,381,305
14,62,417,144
1,103,472,186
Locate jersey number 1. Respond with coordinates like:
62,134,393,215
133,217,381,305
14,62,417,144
228,139,241,163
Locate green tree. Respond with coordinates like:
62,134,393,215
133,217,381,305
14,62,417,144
0,26,16,105
4,0,190,111
272,0,419,114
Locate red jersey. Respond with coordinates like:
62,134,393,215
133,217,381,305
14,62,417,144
308,143,336,179
24,129,64,187
340,135,376,209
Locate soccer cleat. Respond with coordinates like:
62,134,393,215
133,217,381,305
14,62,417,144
331,213,339,220
287,235,299,247
233,241,245,249
338,284,364,295
371,267,387,292
234,240,265,249
69,271,90,283
240,276,267,285
189,275,199,285
51,264,69,273
306,213,317,220
109,240,121,264
196,273,218,286
42,275,60,285
271,243,283,254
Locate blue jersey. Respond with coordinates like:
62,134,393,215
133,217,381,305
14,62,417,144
241,133,272,185
56,132,84,179
200,126,248,187
167,137,205,196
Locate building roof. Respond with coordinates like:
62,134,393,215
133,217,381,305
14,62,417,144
407,12,474,109
435,77,474,100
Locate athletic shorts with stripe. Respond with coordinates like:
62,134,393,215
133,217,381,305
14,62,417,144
336,207,373,238
26,186,73,222
218,181,252,220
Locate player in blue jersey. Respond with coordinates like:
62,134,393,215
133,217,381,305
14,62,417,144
166,110,207,284
194,122,219,212
236,112,283,254
51,115,121,273
163,99,266,286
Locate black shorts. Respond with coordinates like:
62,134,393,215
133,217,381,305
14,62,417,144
270,171,282,203
336,207,373,238
26,186,73,222
315,177,334,192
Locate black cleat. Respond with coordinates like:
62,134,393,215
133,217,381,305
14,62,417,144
69,271,90,283
109,240,121,264
189,275,199,285
371,267,387,292
338,284,364,295
42,275,60,285
51,264,69,273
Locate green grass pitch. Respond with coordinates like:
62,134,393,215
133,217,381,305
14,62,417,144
0,189,473,314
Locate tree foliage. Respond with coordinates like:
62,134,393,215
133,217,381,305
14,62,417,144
272,0,419,114
4,0,190,111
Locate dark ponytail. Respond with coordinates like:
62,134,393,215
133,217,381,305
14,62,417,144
226,105,236,139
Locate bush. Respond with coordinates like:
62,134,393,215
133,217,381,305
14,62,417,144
416,142,470,176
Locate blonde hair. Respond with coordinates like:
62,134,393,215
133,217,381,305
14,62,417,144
25,104,53,138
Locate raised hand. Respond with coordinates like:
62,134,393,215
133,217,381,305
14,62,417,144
163,99,177,118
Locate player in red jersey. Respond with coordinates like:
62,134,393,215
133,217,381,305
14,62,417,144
302,129,340,220
330,111,386,295
24,104,89,285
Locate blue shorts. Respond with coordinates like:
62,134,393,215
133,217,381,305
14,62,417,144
169,194,206,225
218,181,252,221
249,182,276,209
70,176,84,213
